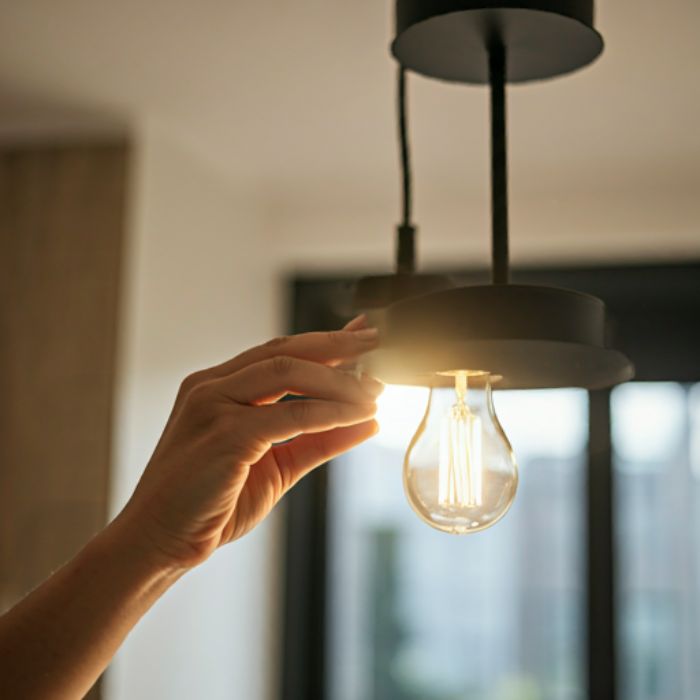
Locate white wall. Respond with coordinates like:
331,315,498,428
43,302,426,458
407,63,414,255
107,123,282,700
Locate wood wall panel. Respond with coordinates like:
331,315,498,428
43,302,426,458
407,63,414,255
0,143,129,698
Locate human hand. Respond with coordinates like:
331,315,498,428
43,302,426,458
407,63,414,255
112,316,382,572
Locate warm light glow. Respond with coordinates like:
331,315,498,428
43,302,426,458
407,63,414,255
403,372,518,534
374,384,430,450
438,372,483,508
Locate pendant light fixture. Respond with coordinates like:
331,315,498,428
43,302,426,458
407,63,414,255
356,0,635,534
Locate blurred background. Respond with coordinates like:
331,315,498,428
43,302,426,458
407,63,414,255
0,2,698,700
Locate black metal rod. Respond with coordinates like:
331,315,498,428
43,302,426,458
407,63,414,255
489,42,509,285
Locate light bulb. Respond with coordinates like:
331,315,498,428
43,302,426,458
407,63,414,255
403,371,518,534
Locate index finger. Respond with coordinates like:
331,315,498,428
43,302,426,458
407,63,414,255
193,327,379,387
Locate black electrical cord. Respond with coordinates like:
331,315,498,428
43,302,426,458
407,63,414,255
398,66,412,227
396,66,416,274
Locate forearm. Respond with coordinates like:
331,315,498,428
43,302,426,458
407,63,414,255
0,515,183,700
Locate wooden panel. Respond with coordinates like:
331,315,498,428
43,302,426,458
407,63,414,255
0,142,129,699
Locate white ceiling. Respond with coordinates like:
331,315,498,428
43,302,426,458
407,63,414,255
0,0,698,215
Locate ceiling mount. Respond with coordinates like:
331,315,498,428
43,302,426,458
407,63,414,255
391,0,604,84
356,0,633,391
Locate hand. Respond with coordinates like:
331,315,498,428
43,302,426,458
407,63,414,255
113,316,383,572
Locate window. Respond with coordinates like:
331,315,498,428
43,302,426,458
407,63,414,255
281,264,700,700
613,383,700,700
328,387,587,700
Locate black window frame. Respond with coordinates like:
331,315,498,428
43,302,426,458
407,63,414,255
280,262,700,700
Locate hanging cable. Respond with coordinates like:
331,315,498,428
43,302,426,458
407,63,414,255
398,66,412,227
396,66,416,274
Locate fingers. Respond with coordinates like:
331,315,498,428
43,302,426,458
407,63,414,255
175,315,377,408
252,399,378,443
235,327,378,370
212,355,384,405
273,419,378,485
185,324,378,391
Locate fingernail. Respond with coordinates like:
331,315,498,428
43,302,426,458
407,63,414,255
354,327,379,341
360,373,385,397
343,313,367,330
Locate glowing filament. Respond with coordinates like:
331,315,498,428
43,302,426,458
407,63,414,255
438,372,483,508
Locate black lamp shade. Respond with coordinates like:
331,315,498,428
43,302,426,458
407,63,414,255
366,284,634,389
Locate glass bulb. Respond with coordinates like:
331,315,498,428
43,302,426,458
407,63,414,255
403,371,518,534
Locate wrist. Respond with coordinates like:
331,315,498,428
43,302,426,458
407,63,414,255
94,511,188,590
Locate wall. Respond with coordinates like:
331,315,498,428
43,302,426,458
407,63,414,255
265,183,700,275
106,124,281,700
0,142,128,700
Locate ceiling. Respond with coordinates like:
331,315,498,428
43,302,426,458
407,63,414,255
0,0,698,214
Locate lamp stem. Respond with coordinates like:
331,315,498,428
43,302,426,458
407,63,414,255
397,66,416,274
490,41,509,285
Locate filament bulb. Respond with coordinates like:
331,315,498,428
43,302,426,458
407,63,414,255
403,371,518,534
